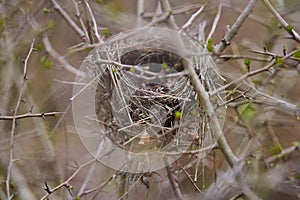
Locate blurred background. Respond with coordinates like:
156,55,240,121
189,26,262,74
0,0,300,199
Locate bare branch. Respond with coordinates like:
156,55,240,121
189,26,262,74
6,38,36,200
42,34,85,76
265,143,300,164
159,0,178,29
261,0,300,43
0,112,63,120
165,160,183,200
49,0,86,40
215,0,258,54
83,0,103,43
180,3,206,32
40,158,97,200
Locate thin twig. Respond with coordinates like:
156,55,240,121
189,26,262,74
42,34,85,76
83,0,103,43
180,3,206,32
206,4,222,44
40,158,97,200
49,0,86,40
159,0,178,29
265,143,300,164
0,112,63,120
6,39,36,200
72,0,90,43
261,0,300,43
164,160,183,200
210,49,298,96
177,163,203,194
137,0,145,27
215,0,258,54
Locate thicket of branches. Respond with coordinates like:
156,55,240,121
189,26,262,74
0,0,300,199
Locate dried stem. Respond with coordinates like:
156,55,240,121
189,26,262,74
6,38,36,200
0,112,63,120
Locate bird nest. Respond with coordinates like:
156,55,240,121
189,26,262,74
72,28,225,172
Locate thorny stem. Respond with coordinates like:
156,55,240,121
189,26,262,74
6,39,36,200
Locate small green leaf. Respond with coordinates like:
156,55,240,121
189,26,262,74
43,60,53,68
46,20,55,30
285,25,293,33
293,141,300,147
293,50,300,58
35,43,44,51
111,67,117,72
244,59,251,66
237,102,257,121
206,38,214,52
252,79,260,86
275,57,284,65
75,196,80,200
129,67,135,73
43,7,50,14
174,111,182,119
271,144,282,155
101,28,110,37
161,62,169,68
40,56,53,69
95,0,103,3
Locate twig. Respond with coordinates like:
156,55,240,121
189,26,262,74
137,0,145,27
206,4,222,44
177,163,203,194
42,34,85,76
6,39,36,200
180,3,206,32
164,160,183,200
265,143,300,164
184,61,238,166
40,158,97,200
83,0,103,43
49,0,86,40
215,0,258,54
210,49,298,96
159,0,178,29
71,0,90,43
143,4,203,18
0,112,63,120
261,0,300,43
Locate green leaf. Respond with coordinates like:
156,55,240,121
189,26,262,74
46,20,55,30
35,43,44,51
293,50,300,58
271,144,282,155
285,25,293,33
129,67,135,73
40,56,52,69
101,28,110,37
275,57,284,65
174,111,182,119
252,79,260,86
244,58,251,66
206,38,214,52
43,7,50,14
237,102,257,121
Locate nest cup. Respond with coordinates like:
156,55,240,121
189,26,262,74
72,27,225,173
